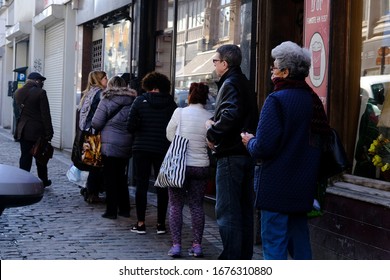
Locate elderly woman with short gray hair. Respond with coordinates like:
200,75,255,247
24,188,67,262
241,41,331,260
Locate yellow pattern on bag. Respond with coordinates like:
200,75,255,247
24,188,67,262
81,133,102,167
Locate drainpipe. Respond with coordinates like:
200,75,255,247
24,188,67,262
170,0,178,95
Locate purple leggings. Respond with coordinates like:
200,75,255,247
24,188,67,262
168,166,209,246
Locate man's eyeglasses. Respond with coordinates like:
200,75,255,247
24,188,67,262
213,59,223,64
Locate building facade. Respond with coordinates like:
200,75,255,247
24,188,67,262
0,0,388,259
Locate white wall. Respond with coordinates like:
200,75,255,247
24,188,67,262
0,43,16,129
61,3,76,149
14,0,34,22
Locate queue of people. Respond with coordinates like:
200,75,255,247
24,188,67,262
18,41,328,260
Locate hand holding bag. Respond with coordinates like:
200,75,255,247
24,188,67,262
155,110,189,188
30,137,54,165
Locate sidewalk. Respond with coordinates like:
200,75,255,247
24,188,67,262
0,127,263,260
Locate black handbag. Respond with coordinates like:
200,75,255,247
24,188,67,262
318,128,350,180
31,137,54,165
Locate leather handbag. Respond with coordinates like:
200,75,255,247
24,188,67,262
71,105,125,171
30,137,54,165
71,127,103,171
155,110,189,188
71,125,97,171
318,128,350,180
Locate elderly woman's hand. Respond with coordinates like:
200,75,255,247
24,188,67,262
205,119,215,130
241,132,254,148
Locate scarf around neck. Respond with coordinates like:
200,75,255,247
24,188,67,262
272,77,331,136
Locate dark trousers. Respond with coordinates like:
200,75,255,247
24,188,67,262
86,168,104,195
133,151,168,225
102,155,130,215
19,139,48,182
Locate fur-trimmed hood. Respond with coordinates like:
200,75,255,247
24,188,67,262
102,87,137,99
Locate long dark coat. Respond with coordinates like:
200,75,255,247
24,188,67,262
14,80,53,142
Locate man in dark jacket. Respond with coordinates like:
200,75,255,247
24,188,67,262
206,44,258,259
14,72,54,187
127,71,177,235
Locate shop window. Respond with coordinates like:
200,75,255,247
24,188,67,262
353,0,390,182
91,39,103,71
218,0,231,40
169,0,253,113
164,0,254,196
103,19,130,78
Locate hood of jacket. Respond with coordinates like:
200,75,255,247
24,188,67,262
101,87,136,107
142,91,175,110
102,87,136,99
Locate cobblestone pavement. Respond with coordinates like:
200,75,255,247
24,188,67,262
0,127,263,260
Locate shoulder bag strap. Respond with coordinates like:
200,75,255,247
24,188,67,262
18,87,35,117
108,104,125,121
175,108,183,136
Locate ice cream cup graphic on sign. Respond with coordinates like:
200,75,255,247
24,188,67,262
309,32,326,87
311,41,322,80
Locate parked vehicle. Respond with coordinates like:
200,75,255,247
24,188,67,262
0,164,44,215
174,88,216,111
174,89,189,108
360,75,390,104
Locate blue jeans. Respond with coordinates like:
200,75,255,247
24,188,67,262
215,155,254,259
261,210,312,260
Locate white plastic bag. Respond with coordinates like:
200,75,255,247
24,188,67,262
66,165,88,188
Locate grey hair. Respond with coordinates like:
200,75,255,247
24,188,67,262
216,44,242,68
271,41,311,80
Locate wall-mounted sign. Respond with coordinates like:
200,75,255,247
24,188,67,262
304,0,330,107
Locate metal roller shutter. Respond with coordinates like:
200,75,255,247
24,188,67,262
44,21,65,148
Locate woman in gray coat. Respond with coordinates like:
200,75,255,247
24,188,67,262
92,76,136,219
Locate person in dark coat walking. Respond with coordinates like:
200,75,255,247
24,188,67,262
92,76,137,219
14,72,54,187
127,71,177,234
241,41,331,260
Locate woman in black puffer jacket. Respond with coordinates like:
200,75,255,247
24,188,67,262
127,71,177,234
92,76,136,219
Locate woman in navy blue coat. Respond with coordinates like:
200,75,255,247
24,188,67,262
241,41,330,260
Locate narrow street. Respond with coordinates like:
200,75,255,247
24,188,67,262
0,127,263,260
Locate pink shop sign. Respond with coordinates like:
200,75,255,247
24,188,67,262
304,0,330,108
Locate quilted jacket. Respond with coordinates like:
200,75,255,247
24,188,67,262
127,91,177,155
92,87,136,158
